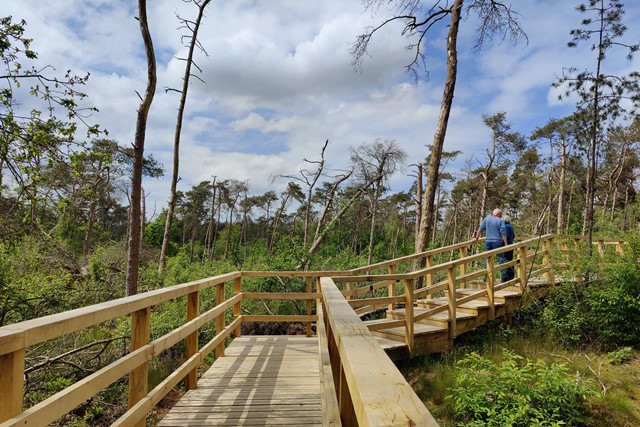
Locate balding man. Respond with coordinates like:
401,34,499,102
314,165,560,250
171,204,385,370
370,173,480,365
473,208,508,279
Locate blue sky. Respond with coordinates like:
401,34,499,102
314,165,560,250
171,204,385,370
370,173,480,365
4,0,640,217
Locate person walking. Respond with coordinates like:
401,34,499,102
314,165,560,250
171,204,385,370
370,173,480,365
503,215,516,281
473,208,508,280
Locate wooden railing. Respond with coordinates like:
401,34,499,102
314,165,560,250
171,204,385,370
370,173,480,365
0,234,626,426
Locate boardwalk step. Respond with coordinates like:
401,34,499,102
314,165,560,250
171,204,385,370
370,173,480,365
389,307,477,322
372,322,447,341
363,317,405,331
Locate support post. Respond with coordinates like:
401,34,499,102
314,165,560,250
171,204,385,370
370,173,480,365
426,254,434,298
185,290,199,390
388,264,397,311
597,239,605,258
404,278,414,354
486,257,495,321
459,246,467,286
616,241,625,256
233,276,242,338
517,246,527,289
446,267,457,339
216,282,226,358
129,307,150,427
543,237,555,286
0,345,25,423
306,276,313,337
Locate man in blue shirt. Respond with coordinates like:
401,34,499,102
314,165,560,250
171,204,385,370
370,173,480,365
473,208,508,280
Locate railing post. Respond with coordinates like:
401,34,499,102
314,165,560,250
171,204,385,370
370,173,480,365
544,237,555,286
185,290,200,391
216,282,226,358
0,342,25,423
459,246,467,287
446,266,457,339
388,264,397,311
233,276,242,338
597,239,605,258
486,257,495,321
129,307,150,427
616,241,625,256
345,282,352,300
426,254,434,298
306,276,313,337
404,278,414,354
517,246,527,289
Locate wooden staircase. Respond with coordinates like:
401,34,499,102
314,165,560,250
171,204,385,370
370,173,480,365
365,284,524,360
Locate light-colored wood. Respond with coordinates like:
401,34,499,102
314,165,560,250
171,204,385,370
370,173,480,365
215,283,225,358
242,292,320,300
544,237,555,286
0,273,239,354
404,278,414,353
446,267,458,338
459,245,468,280
317,307,342,426
518,246,527,288
306,277,313,337
0,298,241,427
364,318,406,331
113,317,241,427
347,295,404,309
0,348,25,423
388,264,397,311
243,315,316,322
320,277,438,426
128,307,150,427
185,291,199,391
233,276,242,338
158,336,322,427
486,257,495,320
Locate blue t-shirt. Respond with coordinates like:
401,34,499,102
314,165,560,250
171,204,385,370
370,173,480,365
478,215,506,243
505,223,515,245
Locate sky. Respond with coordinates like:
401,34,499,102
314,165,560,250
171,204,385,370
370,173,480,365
4,0,640,218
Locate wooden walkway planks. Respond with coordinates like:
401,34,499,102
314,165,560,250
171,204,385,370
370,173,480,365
157,336,322,426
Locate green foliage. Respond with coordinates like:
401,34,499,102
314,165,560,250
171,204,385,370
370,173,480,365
607,347,633,365
450,349,597,426
542,235,640,347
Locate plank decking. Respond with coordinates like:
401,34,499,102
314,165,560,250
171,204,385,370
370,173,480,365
157,336,321,426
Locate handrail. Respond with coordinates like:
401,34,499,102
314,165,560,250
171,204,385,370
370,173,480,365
320,277,438,426
0,234,627,426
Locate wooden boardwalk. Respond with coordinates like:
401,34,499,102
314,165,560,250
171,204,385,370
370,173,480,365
157,336,321,426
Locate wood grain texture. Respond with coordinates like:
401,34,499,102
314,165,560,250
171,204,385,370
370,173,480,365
157,336,322,426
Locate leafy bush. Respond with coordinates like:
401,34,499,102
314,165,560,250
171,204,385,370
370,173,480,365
450,349,597,426
541,234,640,347
607,347,634,365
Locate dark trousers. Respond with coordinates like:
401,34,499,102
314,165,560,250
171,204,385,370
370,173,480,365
485,241,508,281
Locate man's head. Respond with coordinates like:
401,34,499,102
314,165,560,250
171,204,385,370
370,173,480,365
503,215,510,223
492,208,503,217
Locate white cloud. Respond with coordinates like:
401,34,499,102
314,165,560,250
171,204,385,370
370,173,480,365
3,0,640,211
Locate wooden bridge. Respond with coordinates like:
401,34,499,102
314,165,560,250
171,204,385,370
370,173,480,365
0,234,627,426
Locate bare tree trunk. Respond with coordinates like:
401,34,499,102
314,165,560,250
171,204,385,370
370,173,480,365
159,0,212,274
557,142,567,234
414,163,422,249
140,188,146,247
416,0,462,254
367,186,381,265
224,207,234,260
83,200,96,265
126,0,156,296
298,188,365,270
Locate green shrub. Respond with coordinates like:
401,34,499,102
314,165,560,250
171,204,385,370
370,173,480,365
607,347,634,365
449,349,597,426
